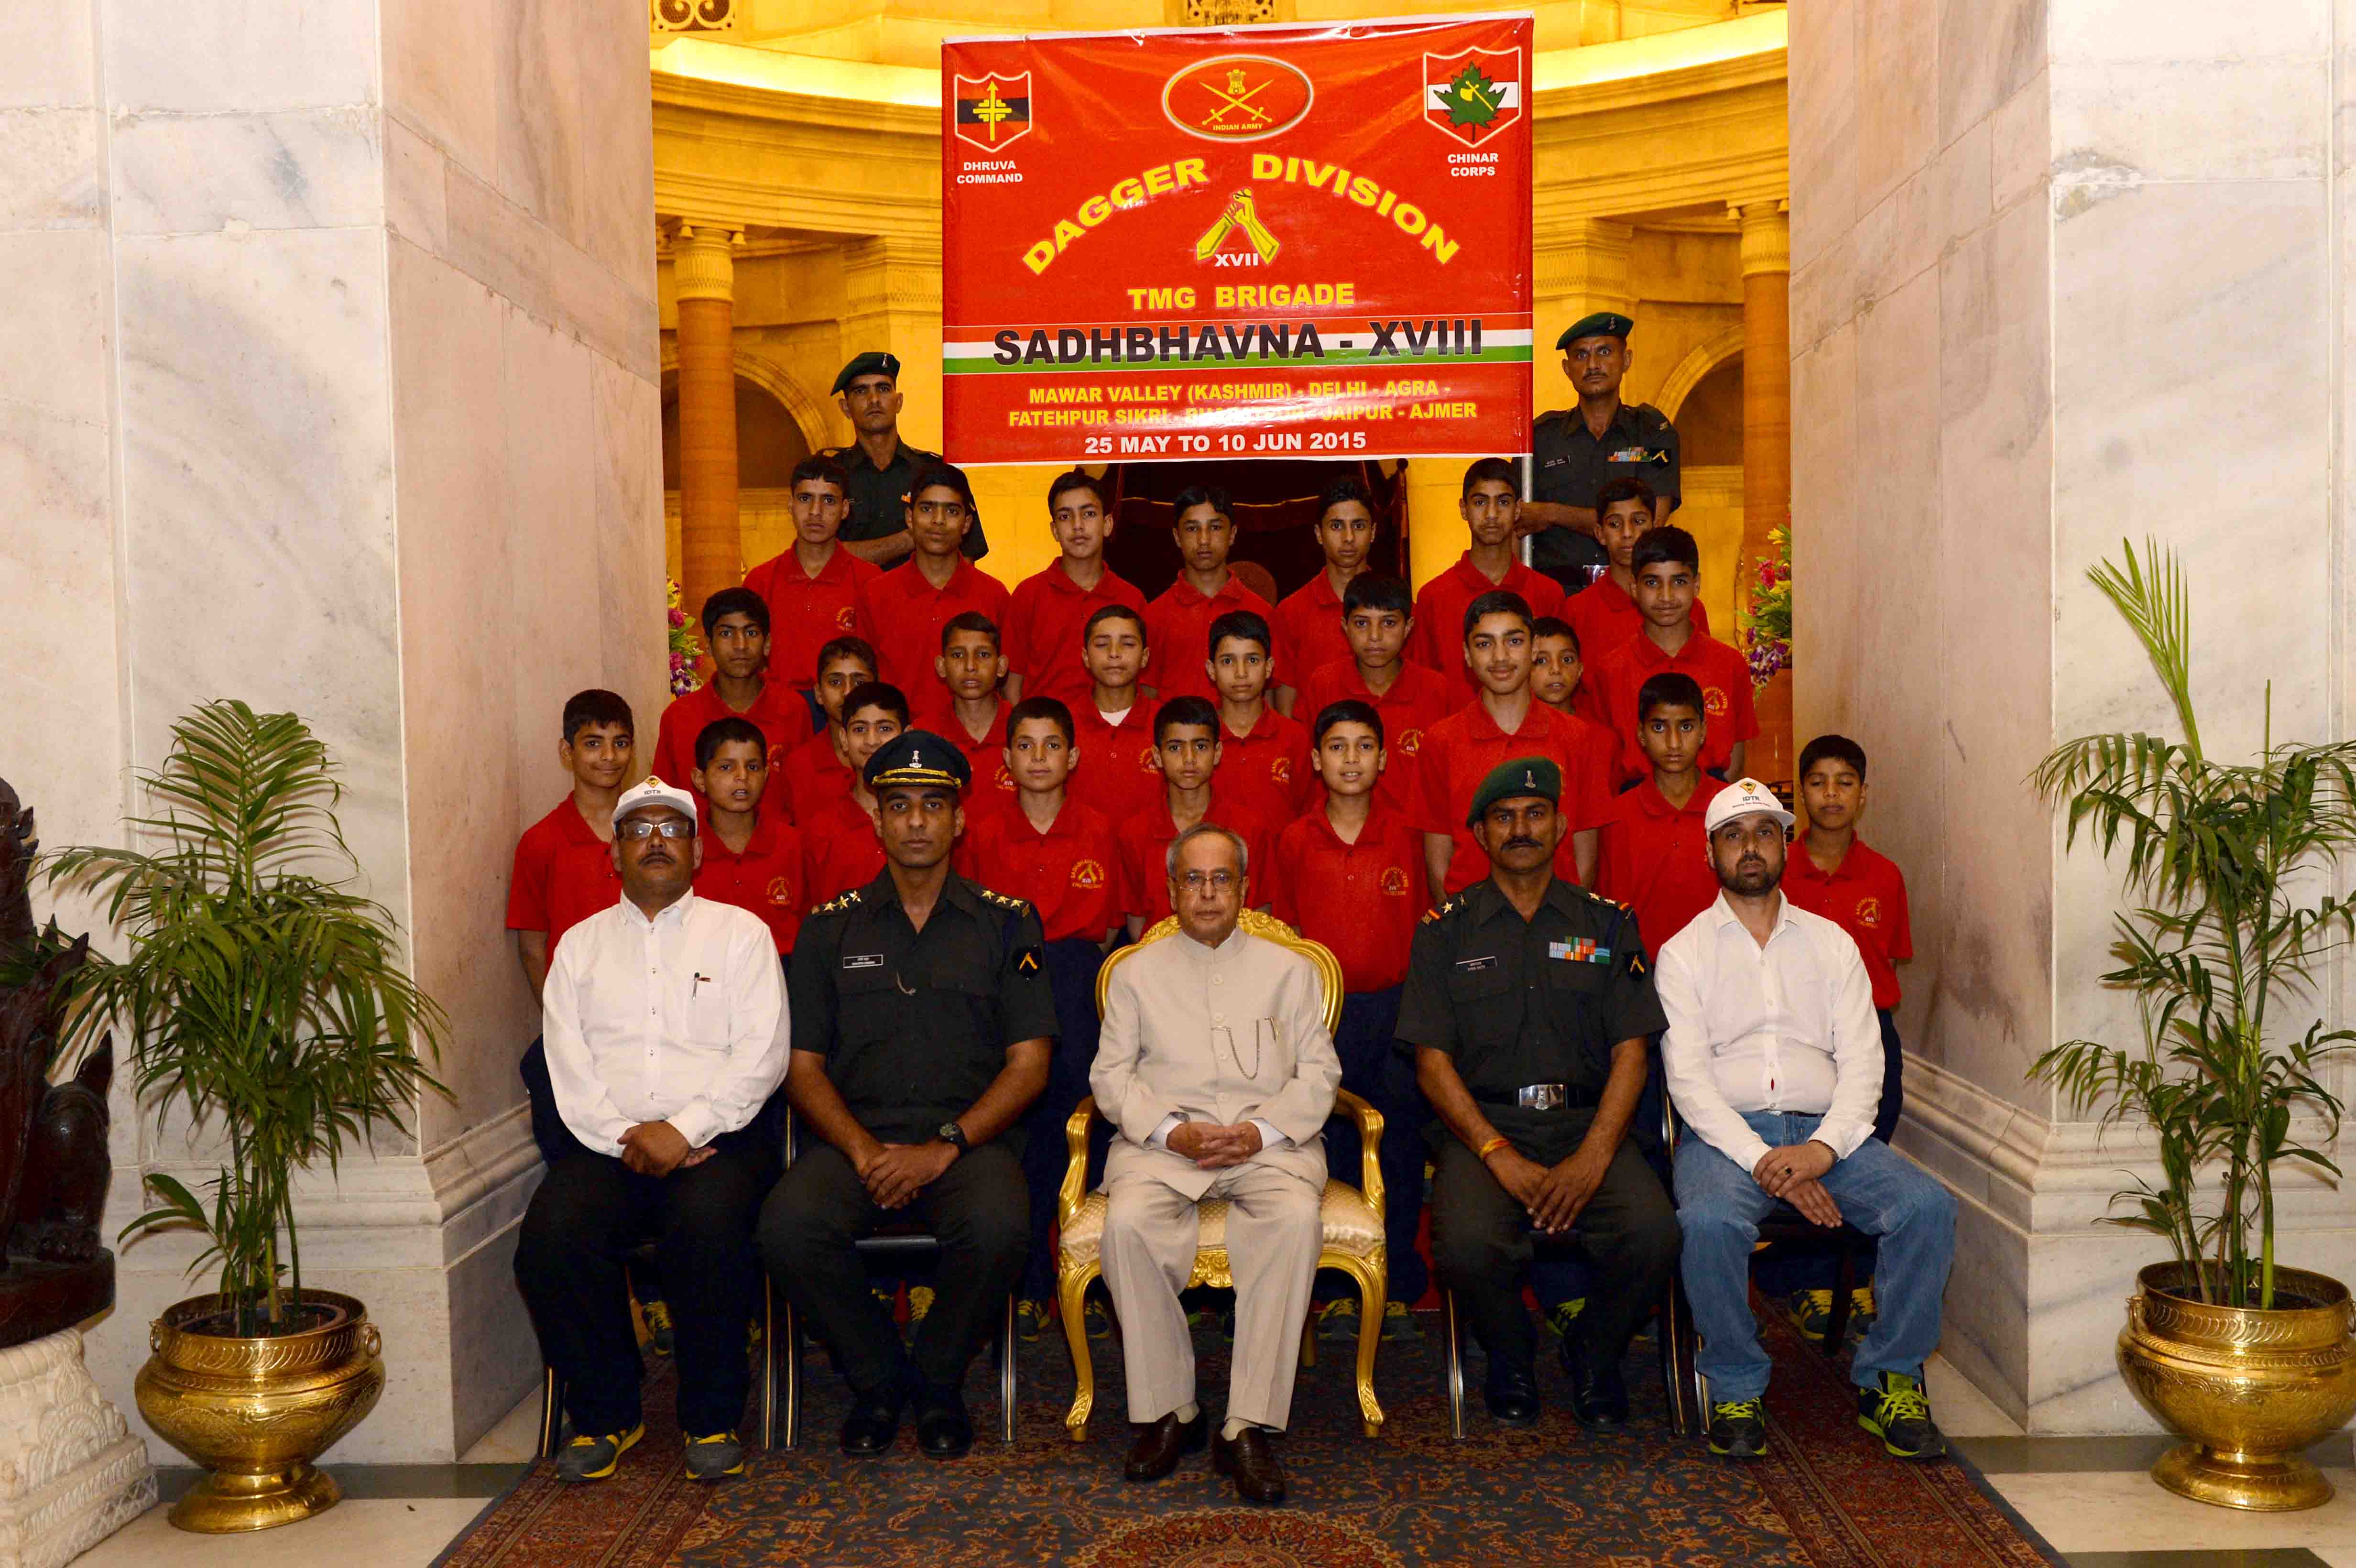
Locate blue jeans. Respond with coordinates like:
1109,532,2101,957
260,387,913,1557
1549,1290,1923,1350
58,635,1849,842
1673,1110,1955,1403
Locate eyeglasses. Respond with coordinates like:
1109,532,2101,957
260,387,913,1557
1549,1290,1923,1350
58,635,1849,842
1178,870,1238,893
616,818,695,841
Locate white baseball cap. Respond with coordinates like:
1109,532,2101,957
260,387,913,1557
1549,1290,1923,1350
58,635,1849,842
1703,777,1795,835
611,776,700,829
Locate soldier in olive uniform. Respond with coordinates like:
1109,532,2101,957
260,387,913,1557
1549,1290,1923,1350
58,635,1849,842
826,351,991,567
1522,312,1680,593
1399,756,1680,1431
758,730,1053,1459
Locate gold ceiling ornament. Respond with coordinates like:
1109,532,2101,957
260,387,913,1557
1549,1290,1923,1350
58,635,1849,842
651,0,733,34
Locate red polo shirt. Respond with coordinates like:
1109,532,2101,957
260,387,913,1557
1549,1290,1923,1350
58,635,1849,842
960,797,1128,943
800,792,884,907
1410,553,1569,705
1593,777,1733,960
777,729,854,827
1265,800,1424,993
1065,702,1164,826
1272,570,1354,698
651,681,814,808
1114,790,1277,926
916,696,1018,806
1416,699,1615,894
1215,705,1312,819
854,557,1012,695
1144,575,1275,704
1291,658,1456,818
506,798,620,951
1004,563,1149,713
742,544,881,690
1590,629,1758,777
693,811,807,954
1564,571,1712,692
1783,836,1913,1009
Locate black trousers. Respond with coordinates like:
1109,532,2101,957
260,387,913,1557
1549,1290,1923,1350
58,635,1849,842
1019,938,1108,1301
759,1139,1027,1397
512,1128,776,1437
1314,987,1430,1304
1428,1120,1680,1382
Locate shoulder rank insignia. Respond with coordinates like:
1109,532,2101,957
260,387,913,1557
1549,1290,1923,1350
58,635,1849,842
812,888,864,915
1420,895,1463,926
1014,946,1042,974
978,887,1033,913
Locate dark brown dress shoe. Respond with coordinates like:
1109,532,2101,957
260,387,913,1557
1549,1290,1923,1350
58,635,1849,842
1211,1426,1287,1505
1123,1409,1207,1481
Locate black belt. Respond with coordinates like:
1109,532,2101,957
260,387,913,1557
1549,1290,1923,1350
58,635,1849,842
1475,1082,1599,1113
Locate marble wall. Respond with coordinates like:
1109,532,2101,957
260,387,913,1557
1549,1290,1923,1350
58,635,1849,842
1791,0,2355,1431
0,0,664,1461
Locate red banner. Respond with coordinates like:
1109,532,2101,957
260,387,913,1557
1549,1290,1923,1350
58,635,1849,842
941,16,1533,466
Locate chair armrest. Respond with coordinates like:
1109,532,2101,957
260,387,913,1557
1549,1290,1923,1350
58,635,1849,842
1059,1095,1101,1231
1333,1089,1385,1219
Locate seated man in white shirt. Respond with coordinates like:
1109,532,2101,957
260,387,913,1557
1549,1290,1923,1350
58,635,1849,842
513,778,790,1486
1656,779,1956,1464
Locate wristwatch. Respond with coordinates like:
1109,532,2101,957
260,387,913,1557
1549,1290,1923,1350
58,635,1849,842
937,1121,968,1150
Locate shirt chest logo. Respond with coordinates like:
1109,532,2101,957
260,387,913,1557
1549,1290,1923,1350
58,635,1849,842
1379,867,1410,897
1549,939,1611,964
1137,744,1160,773
1855,896,1882,928
835,605,857,630
842,952,885,970
1453,955,1498,973
1071,858,1107,890
1703,686,1730,718
1269,757,1292,784
765,875,796,906
1395,728,1423,756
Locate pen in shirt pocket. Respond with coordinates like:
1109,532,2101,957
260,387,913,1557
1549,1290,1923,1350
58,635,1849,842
693,972,713,996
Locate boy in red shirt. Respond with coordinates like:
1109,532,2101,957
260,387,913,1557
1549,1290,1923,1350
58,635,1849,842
1590,524,1755,781
798,682,907,905
1292,575,1453,819
1065,604,1165,828
1004,470,1147,711
1272,477,1377,715
1529,615,1626,772
742,454,880,697
1417,591,1614,899
1563,479,1709,690
652,587,815,803
1115,697,1274,938
1266,700,1430,1341
775,636,878,825
1208,610,1311,819
852,462,1010,692
959,695,1128,1339
1592,673,1732,955
1145,485,1273,705
1411,459,1566,704
920,611,1017,806
690,716,806,957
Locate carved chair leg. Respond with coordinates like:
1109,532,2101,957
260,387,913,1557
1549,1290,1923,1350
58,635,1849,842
1352,1256,1387,1437
1058,1266,1097,1442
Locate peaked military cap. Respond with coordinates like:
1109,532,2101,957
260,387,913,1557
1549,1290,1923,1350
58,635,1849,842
832,350,901,394
864,729,970,793
1467,754,1561,827
1557,312,1635,348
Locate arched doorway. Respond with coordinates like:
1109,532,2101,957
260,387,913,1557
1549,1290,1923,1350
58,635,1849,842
660,374,814,490
1098,458,1408,603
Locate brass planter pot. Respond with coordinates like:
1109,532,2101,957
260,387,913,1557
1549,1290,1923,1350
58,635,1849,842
135,1288,385,1533
2117,1262,2356,1511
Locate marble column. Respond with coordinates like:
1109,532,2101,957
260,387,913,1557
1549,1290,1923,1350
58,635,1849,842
841,235,944,450
1734,200,1792,784
673,223,743,628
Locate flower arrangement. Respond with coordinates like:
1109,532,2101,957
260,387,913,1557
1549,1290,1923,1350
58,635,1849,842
668,578,702,695
1740,524,1791,687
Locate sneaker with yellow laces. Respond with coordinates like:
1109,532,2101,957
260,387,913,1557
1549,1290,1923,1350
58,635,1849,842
1544,1297,1586,1340
1085,1299,1113,1339
1705,1399,1767,1459
1316,1298,1360,1342
909,1286,935,1323
641,1299,676,1356
1382,1301,1422,1341
1783,1287,1834,1343
1016,1299,1052,1341
683,1429,745,1481
1846,1285,1877,1342
554,1422,643,1483
1856,1370,1945,1460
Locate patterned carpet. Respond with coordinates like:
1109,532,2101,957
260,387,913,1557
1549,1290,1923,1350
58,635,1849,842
439,1302,2061,1568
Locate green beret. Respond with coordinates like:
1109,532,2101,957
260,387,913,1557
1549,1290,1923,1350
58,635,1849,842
1467,755,1561,827
1557,312,1634,348
832,351,901,395
864,729,970,794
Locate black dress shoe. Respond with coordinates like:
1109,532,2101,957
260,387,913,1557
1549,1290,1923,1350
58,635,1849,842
1483,1367,1542,1426
840,1386,905,1456
915,1390,973,1459
1123,1409,1207,1481
1561,1337,1629,1432
1211,1426,1287,1505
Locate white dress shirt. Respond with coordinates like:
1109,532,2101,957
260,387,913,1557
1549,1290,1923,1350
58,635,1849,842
542,888,790,1157
1655,891,1883,1175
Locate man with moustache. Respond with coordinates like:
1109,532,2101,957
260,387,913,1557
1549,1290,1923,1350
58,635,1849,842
1398,757,1679,1431
1656,780,1955,1463
759,732,1054,1461
514,777,791,1485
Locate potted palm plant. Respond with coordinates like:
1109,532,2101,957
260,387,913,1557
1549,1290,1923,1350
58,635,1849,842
2031,541,2356,1512
47,700,445,1533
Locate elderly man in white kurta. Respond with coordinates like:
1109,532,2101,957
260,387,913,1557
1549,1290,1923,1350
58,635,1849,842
1092,823,1341,1506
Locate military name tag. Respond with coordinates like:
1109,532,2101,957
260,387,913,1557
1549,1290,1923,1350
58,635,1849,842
1548,939,1611,964
842,953,885,970
1453,955,1498,973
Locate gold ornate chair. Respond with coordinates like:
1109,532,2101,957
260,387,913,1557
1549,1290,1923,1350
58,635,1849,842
1054,908,1389,1441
